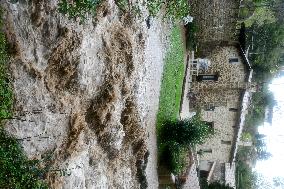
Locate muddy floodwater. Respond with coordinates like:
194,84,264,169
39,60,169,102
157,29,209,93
2,1,171,188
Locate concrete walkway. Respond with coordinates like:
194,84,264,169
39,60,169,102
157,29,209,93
179,51,196,120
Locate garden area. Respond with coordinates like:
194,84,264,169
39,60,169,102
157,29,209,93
156,25,213,178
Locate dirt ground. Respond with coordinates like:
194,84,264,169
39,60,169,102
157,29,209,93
2,0,170,188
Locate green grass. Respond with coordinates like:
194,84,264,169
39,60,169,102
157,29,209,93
157,25,185,131
156,25,186,174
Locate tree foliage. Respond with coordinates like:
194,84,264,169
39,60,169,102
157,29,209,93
241,0,284,81
160,115,214,147
273,177,284,187
159,115,213,174
236,160,258,189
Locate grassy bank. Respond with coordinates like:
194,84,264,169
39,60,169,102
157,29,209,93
156,25,186,174
156,25,185,131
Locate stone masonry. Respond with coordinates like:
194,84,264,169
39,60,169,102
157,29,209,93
190,0,240,55
191,46,248,110
188,0,249,188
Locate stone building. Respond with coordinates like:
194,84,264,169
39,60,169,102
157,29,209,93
189,0,240,56
189,44,253,188
186,0,255,188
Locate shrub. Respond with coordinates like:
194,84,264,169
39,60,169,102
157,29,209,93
146,0,190,20
164,0,190,20
59,0,190,22
160,115,214,147
160,142,188,174
58,0,102,22
0,8,13,119
0,128,48,189
201,180,234,189
159,115,213,174
185,21,198,51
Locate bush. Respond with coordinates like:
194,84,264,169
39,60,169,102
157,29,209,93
160,115,214,147
201,179,234,189
0,128,48,189
160,142,188,174
58,0,102,22
0,8,13,119
147,0,190,20
159,115,213,174
59,0,190,22
185,21,198,51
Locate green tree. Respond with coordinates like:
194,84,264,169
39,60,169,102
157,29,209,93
257,150,272,160
160,115,214,147
159,115,213,174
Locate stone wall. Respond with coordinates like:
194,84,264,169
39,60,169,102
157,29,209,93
193,46,248,165
190,0,240,54
191,46,247,109
197,106,238,163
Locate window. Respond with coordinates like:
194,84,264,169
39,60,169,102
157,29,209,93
221,140,232,145
229,108,238,112
229,58,239,63
196,74,219,82
198,149,212,155
205,122,214,129
205,103,215,111
202,149,212,153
